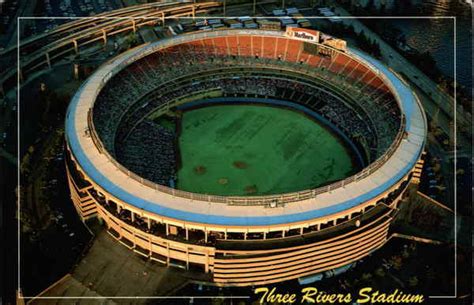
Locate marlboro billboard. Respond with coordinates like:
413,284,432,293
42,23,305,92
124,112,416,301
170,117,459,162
285,27,320,43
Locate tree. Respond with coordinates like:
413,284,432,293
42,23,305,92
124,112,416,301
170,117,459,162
372,40,382,58
347,24,356,36
408,276,419,287
366,0,375,13
389,255,403,271
361,273,373,282
425,268,436,283
125,32,139,49
402,248,410,259
375,267,386,277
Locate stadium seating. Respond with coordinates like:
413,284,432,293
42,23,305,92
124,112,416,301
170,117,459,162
115,120,177,186
92,42,402,185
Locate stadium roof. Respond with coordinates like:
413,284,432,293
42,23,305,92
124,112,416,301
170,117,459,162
65,29,426,227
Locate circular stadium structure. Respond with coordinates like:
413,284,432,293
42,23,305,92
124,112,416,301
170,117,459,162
65,28,427,286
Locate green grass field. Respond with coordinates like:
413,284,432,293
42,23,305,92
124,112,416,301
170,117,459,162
177,104,357,196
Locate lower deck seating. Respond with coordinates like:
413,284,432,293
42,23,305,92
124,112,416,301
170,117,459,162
115,120,177,186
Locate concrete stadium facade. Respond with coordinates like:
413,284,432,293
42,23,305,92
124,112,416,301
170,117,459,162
65,29,427,286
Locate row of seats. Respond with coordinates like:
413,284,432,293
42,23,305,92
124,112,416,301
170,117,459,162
92,46,401,176
115,119,177,186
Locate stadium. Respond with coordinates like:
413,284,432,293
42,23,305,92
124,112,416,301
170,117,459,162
64,27,427,286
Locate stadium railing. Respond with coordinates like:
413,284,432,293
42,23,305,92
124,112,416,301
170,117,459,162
87,102,406,206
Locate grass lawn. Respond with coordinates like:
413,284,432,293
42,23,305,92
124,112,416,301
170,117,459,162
177,104,357,196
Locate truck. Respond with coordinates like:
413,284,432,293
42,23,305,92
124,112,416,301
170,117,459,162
223,19,243,28
257,19,281,30
290,13,311,28
285,7,299,14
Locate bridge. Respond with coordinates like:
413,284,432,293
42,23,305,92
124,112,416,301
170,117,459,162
0,1,222,96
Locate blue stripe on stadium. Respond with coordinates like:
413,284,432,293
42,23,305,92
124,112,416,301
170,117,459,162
65,49,423,226
350,49,415,130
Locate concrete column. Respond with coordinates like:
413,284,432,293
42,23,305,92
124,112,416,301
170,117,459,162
244,232,247,240
45,52,51,69
102,29,107,45
224,230,227,240
263,232,266,240
131,212,135,222
317,223,321,231
166,223,169,235
73,63,79,80
166,243,170,265
132,19,136,33
300,227,304,235
186,248,189,270
205,252,209,273
204,230,208,243
117,205,121,214
147,218,151,230
282,230,285,238
185,228,189,240
72,39,79,54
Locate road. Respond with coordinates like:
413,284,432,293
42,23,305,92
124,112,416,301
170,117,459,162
2,0,38,49
391,233,443,245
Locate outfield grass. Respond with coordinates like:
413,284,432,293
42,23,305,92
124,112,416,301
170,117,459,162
177,104,357,196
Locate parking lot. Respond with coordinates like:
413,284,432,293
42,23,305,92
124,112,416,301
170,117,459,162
24,0,123,39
